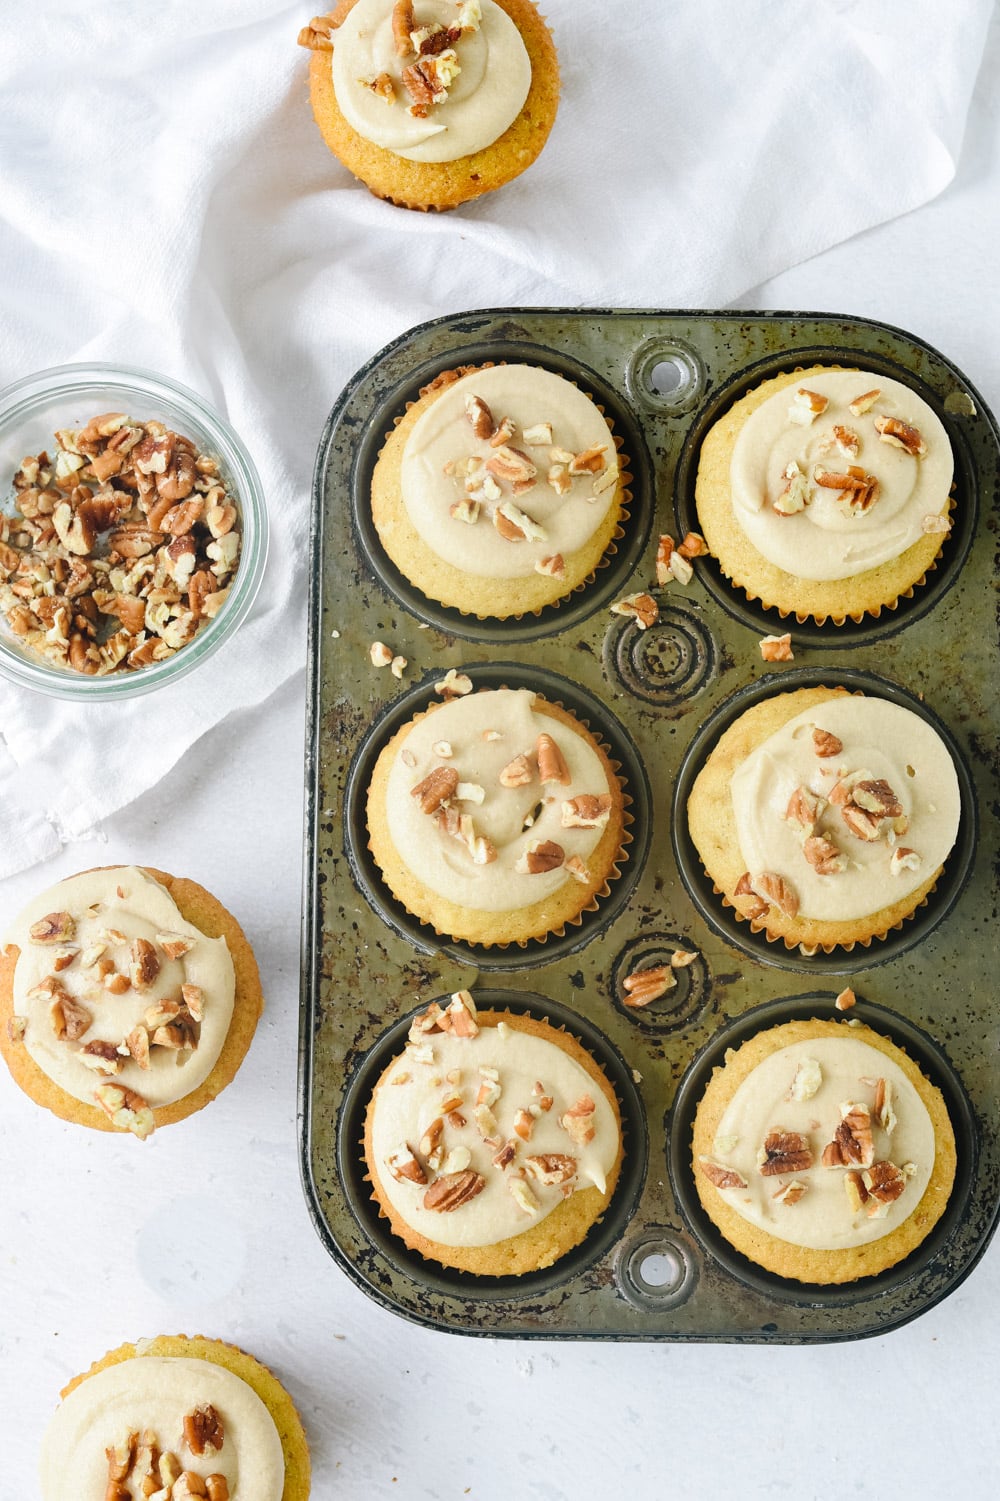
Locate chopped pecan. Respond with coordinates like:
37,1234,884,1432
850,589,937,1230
787,388,829,424
812,727,842,758
610,592,658,629
921,512,951,534
788,1058,822,1101
677,531,709,559
890,846,921,876
106,1432,138,1483
534,553,565,578
849,389,881,416
698,1157,748,1191
827,1103,875,1168
759,633,794,662
824,425,860,458
411,765,459,813
423,1170,486,1212
205,1478,230,1501
524,1153,577,1185
834,987,856,1012
772,1180,807,1205
6,1015,27,1044
622,963,675,1008
184,1404,224,1458
773,459,811,515
560,1094,596,1145
464,393,494,440
784,785,820,835
655,533,674,584
852,779,903,818
492,1139,517,1170
758,1130,813,1176
749,871,799,918
485,445,537,486
564,854,591,883
515,839,564,874
499,752,534,788
568,445,607,475
50,991,92,1041
862,1159,907,1205
129,937,161,991
493,499,546,542
873,1078,897,1134
802,835,846,875
561,793,612,829
29,911,76,943
734,872,769,920
94,1082,155,1139
445,989,479,1037
536,732,570,785
78,1040,123,1074
874,416,926,456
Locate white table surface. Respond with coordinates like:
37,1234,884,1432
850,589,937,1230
3,19,1000,1501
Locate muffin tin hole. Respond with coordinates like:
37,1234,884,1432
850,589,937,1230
604,598,719,710
343,661,653,972
617,1232,698,1310
610,932,711,1033
671,667,979,975
344,339,655,645
668,995,979,1309
627,338,705,415
672,346,980,648
335,989,648,1305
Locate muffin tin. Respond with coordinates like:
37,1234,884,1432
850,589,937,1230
301,309,1000,1341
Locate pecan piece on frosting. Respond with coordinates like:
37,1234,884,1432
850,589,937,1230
812,727,842,758
524,1153,577,1185
106,1432,138,1483
849,389,881,416
129,936,161,992
560,1094,596,1145
184,1404,224,1458
772,1180,808,1205
561,793,612,829
536,732,570,785
851,778,903,818
499,752,534,788
802,835,846,875
29,911,76,944
411,765,459,813
862,1159,907,1205
874,415,927,456
787,388,829,425
699,1157,748,1191
423,1169,486,1212
464,393,494,440
486,445,537,486
823,1102,875,1168
890,846,922,876
515,839,564,874
758,1130,813,1176
772,460,811,515
534,553,565,578
50,990,92,1042
784,785,820,835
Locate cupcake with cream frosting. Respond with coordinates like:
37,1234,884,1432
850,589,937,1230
298,0,559,210
41,1334,310,1500
691,1017,956,1283
0,865,263,1138
686,686,961,951
366,683,628,945
365,992,623,1274
371,363,628,618
694,366,955,623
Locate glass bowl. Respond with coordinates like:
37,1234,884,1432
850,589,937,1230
0,362,268,700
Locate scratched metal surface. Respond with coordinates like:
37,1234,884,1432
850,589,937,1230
301,310,1000,1341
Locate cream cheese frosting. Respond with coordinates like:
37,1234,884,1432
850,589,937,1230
371,1008,619,1247
730,370,953,581
7,867,235,1108
331,0,531,163
701,1036,935,1251
39,1356,284,1500
400,365,620,578
384,688,615,912
731,697,960,921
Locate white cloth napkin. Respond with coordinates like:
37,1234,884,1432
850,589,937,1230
0,0,991,877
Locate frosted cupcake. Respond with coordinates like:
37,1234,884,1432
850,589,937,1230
694,367,954,623
299,0,559,210
366,684,627,945
692,1017,956,1284
41,1335,310,1500
0,866,263,1138
686,686,961,951
371,364,627,617
365,992,623,1274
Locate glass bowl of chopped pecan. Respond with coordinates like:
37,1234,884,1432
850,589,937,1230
0,363,267,698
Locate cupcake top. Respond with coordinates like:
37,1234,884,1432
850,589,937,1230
730,370,952,581
382,687,616,912
370,994,620,1248
5,867,235,1130
400,365,619,579
40,1354,284,1500
697,1033,936,1252
331,0,531,163
731,696,960,922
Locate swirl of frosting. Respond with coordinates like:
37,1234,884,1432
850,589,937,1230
701,1035,935,1251
730,697,960,922
400,366,619,579
331,0,531,163
6,867,235,1109
730,370,952,581
383,688,615,912
40,1356,284,1500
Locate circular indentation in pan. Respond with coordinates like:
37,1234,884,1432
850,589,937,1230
603,598,718,709
336,989,648,1303
668,995,978,1308
673,346,980,647
343,662,652,971
348,340,655,644
626,337,705,415
616,1230,699,1311
671,668,978,974
610,932,710,1032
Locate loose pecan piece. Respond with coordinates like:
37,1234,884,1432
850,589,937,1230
610,592,658,629
621,964,675,1008
759,633,794,662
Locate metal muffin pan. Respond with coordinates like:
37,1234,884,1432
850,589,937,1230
301,309,1000,1341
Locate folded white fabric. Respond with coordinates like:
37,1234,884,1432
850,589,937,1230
0,0,991,877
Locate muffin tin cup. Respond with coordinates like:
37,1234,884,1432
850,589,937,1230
302,308,1000,1340
671,666,979,974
